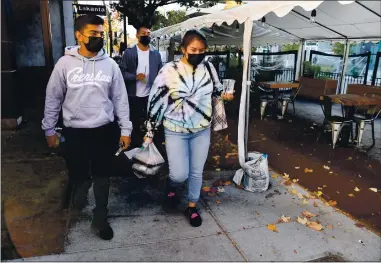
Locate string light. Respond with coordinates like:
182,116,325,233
310,9,316,23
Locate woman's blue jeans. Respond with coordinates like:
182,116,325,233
164,127,211,203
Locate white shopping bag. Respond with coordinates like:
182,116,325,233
233,152,270,192
125,143,165,178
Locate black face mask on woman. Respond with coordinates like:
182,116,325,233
186,53,206,67
84,36,104,53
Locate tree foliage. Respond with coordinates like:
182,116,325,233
282,43,300,52
111,0,241,30
332,42,355,56
151,10,187,31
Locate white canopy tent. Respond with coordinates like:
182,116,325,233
152,1,381,173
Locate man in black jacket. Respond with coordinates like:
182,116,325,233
120,24,162,147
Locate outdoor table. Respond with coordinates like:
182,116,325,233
321,94,381,146
259,82,300,119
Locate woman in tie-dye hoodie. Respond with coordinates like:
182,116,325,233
144,30,233,227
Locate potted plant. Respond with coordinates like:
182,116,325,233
303,61,314,78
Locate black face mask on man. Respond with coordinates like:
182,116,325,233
139,36,151,46
84,36,104,53
186,53,206,67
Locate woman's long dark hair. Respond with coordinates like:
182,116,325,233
181,29,208,49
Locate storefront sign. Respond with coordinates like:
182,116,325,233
75,4,106,16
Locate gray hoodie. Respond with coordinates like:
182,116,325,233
42,46,132,136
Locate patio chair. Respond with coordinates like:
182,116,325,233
317,96,353,149
353,93,381,147
278,83,303,118
254,83,275,120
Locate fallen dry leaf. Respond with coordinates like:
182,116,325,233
279,215,291,223
347,157,353,160
348,193,355,198
212,155,220,161
284,181,292,186
293,179,299,183
303,199,309,205
295,167,300,169
313,201,318,207
294,250,297,254
304,168,313,173
267,224,278,232
215,168,221,172
290,189,297,195
255,211,260,216
323,165,330,170
307,221,323,231
224,135,229,142
337,191,340,194
225,152,238,159
328,200,337,206
369,188,377,193
329,171,333,174
271,174,279,179
224,180,231,186
217,187,225,193
297,217,308,225
355,222,365,228
318,187,323,190
323,185,327,188
302,211,317,218
297,193,304,199
283,173,290,179
262,137,267,141
216,200,221,205
316,191,323,197
327,224,334,229
202,186,211,192
354,187,360,192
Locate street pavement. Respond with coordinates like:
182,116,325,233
14,169,381,262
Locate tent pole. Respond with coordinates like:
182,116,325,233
238,19,253,168
339,39,350,94
245,42,252,161
295,40,304,81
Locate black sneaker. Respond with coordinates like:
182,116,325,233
184,207,202,227
91,220,114,240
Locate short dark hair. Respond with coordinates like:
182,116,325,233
74,15,104,32
137,23,151,33
181,29,208,49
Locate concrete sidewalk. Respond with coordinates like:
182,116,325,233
14,170,381,262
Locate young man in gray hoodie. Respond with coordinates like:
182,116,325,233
42,15,132,240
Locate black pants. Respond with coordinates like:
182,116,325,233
129,96,149,147
63,122,119,220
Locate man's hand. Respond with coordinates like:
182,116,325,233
143,136,153,145
136,73,146,81
221,92,234,101
119,136,131,150
46,134,60,148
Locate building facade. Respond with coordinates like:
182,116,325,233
1,0,75,128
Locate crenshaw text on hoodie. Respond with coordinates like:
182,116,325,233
42,46,133,137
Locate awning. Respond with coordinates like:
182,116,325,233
152,1,381,43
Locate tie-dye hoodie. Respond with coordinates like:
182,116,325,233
145,60,223,136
